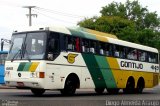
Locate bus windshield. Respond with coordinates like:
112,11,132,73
7,32,47,61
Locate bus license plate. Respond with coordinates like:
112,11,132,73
17,82,24,87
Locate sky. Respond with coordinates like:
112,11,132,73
0,0,160,41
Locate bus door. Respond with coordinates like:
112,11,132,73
46,32,60,88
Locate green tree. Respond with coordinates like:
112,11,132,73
78,0,160,51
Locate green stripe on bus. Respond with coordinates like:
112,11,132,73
75,27,97,40
68,28,85,38
23,62,32,71
82,53,106,88
82,31,97,40
95,56,117,88
17,62,26,71
68,28,97,40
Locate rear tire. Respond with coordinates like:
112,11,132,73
31,88,45,96
60,76,77,96
135,85,144,93
135,78,144,94
95,88,105,94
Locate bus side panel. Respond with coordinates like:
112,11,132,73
44,52,96,89
107,57,158,89
45,64,81,89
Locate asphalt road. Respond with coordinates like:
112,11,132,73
0,85,160,106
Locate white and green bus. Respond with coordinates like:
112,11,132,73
5,26,159,96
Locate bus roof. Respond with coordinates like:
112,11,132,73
13,26,158,53
107,37,158,53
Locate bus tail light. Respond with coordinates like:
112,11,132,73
39,72,45,78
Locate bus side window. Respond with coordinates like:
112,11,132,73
108,44,113,56
75,37,80,52
113,45,120,58
67,36,73,51
48,32,59,53
138,51,147,62
59,34,66,51
119,46,125,59
81,39,89,53
148,52,158,63
66,36,80,52
99,42,104,55
99,42,112,56
49,38,59,52
89,40,97,54
126,48,137,60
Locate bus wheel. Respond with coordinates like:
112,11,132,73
95,88,105,94
31,88,45,96
123,77,135,94
135,78,144,94
107,88,119,94
60,76,77,96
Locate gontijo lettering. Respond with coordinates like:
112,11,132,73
120,61,143,69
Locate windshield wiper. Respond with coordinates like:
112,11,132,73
11,42,24,62
11,49,22,62
11,43,31,62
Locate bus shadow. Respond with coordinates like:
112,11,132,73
12,91,156,98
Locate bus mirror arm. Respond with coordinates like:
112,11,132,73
1,38,12,51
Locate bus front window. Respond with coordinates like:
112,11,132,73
7,32,47,60
25,32,47,60
7,34,26,60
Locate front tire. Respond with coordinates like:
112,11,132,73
60,77,77,96
31,88,45,96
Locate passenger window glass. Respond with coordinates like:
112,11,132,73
67,36,80,52
119,46,126,59
127,48,137,60
99,42,105,55
113,45,120,58
75,38,80,52
138,51,147,62
148,53,158,63
48,33,59,53
89,40,97,54
108,44,113,56
82,39,89,53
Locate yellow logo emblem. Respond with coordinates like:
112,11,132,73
64,53,78,64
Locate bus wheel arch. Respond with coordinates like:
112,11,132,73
123,76,135,94
60,73,80,95
136,77,145,93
